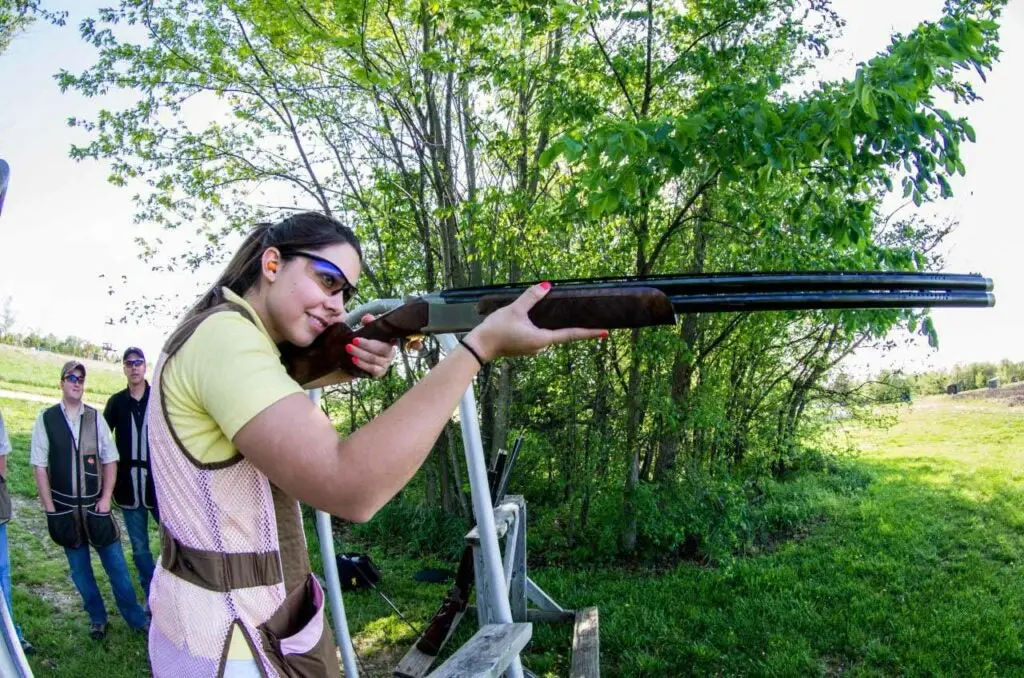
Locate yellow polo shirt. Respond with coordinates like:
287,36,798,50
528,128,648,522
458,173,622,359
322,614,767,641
161,288,304,465
160,288,304,659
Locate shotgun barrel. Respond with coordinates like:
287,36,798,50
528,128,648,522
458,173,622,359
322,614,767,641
440,271,993,301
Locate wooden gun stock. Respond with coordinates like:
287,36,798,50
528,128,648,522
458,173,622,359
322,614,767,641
280,289,676,385
280,298,430,386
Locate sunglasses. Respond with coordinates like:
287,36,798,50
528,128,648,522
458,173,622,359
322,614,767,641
281,250,358,303
64,374,85,384
124,359,145,368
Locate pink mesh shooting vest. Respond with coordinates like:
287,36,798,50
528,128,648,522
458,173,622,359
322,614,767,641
147,304,340,678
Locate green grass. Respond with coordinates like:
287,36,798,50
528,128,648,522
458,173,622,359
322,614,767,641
339,397,1024,677
2,388,1022,676
2,397,153,677
0,345,124,400
0,398,44,498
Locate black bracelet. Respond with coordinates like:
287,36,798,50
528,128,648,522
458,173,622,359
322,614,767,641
459,337,487,368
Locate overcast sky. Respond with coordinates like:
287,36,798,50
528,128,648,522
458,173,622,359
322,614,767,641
0,0,1020,373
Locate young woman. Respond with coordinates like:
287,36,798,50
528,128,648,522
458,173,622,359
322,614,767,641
145,212,605,677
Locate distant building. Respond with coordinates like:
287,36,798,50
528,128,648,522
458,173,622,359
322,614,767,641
946,383,961,395
987,377,1000,389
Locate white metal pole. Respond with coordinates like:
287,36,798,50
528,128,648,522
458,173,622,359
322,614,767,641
438,334,525,678
0,595,31,678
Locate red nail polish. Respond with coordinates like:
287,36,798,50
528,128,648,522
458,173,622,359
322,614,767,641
352,356,359,364
345,344,354,354
540,281,551,291
599,330,609,339
352,338,360,346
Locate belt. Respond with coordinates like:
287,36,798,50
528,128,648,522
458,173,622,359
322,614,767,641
160,526,283,592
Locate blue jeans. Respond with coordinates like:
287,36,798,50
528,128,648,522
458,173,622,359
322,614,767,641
64,540,148,629
121,506,158,599
0,523,24,642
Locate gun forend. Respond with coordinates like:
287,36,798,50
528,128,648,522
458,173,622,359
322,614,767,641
476,287,676,330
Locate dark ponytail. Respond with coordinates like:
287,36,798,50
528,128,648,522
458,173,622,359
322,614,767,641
169,212,362,348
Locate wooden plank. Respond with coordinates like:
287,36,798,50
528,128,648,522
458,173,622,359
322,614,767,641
526,608,575,623
569,607,600,678
509,497,527,622
467,606,574,624
526,577,564,613
465,502,518,545
427,623,532,678
473,545,491,626
393,611,466,678
502,515,518,589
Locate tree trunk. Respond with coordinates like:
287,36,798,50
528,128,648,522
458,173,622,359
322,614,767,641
488,362,514,467
653,202,708,482
620,329,644,555
445,426,469,519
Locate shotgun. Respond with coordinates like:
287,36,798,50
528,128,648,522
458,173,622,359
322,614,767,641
280,271,994,383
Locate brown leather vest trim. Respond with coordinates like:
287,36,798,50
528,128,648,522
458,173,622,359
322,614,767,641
257,574,341,678
266,488,341,677
158,386,244,471
159,301,253,471
160,526,283,592
270,483,312,594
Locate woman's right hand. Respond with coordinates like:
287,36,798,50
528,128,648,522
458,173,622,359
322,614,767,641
463,282,608,361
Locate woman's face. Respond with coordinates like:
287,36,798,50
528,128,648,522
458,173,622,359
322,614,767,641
265,241,362,347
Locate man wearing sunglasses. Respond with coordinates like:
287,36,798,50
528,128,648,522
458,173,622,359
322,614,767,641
103,347,158,615
30,361,148,640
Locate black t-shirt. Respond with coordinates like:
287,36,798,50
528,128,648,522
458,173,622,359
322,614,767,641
103,384,157,510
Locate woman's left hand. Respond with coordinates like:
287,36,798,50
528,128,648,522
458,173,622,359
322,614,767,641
344,314,399,378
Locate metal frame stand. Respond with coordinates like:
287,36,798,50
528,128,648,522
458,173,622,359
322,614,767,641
312,313,567,677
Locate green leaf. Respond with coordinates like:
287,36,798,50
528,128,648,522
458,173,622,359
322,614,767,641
860,86,878,120
563,138,584,162
601,192,620,214
836,133,853,159
539,142,562,169
923,316,938,349
937,175,953,198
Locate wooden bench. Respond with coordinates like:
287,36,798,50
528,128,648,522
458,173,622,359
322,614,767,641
570,607,600,678
426,623,532,678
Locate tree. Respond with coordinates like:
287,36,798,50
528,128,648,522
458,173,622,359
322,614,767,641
0,1,65,55
0,295,14,337
60,0,1009,558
